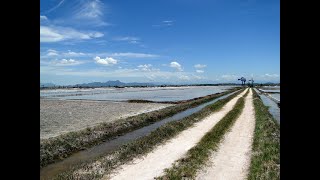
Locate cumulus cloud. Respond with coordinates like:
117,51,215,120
170,61,183,71
40,26,104,42
196,70,204,73
194,64,207,69
137,64,160,72
94,56,118,66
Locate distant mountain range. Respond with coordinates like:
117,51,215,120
75,80,155,87
40,83,56,87
41,80,153,88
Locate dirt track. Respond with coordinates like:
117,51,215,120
196,88,255,180
103,89,248,180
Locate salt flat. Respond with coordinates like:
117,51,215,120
40,99,172,139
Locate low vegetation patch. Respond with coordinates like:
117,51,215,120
53,89,245,179
127,99,157,103
155,89,248,179
40,87,241,168
247,89,280,179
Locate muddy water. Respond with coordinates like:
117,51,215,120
254,88,280,123
40,90,239,180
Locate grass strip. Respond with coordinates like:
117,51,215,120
40,87,241,168
247,89,280,180
54,89,246,179
155,89,249,179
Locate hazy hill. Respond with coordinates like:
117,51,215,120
75,80,154,87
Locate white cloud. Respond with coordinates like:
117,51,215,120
137,64,152,71
41,65,209,84
153,20,174,27
74,0,108,26
192,75,205,80
264,73,279,78
194,64,207,69
257,73,280,82
170,61,183,71
40,26,64,42
40,26,104,42
221,74,238,80
113,36,140,41
63,50,86,57
111,52,159,58
137,64,160,72
94,56,118,66
178,75,190,80
113,36,142,45
114,37,140,44
77,0,103,18
45,0,66,13
90,32,104,38
40,50,159,59
40,15,48,21
196,70,204,73
53,59,84,66
47,49,59,56
129,40,139,44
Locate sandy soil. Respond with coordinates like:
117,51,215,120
102,89,248,180
196,88,255,180
40,99,172,139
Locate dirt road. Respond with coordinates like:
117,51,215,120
103,89,248,180
196,88,255,180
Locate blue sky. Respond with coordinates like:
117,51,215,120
40,0,279,85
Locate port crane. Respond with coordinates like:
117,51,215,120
238,77,246,86
248,78,254,87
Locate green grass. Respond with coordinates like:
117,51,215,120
53,89,246,179
155,89,249,179
247,89,280,180
40,87,241,169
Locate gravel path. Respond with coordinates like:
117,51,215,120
196,88,255,180
40,99,172,139
102,89,248,180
